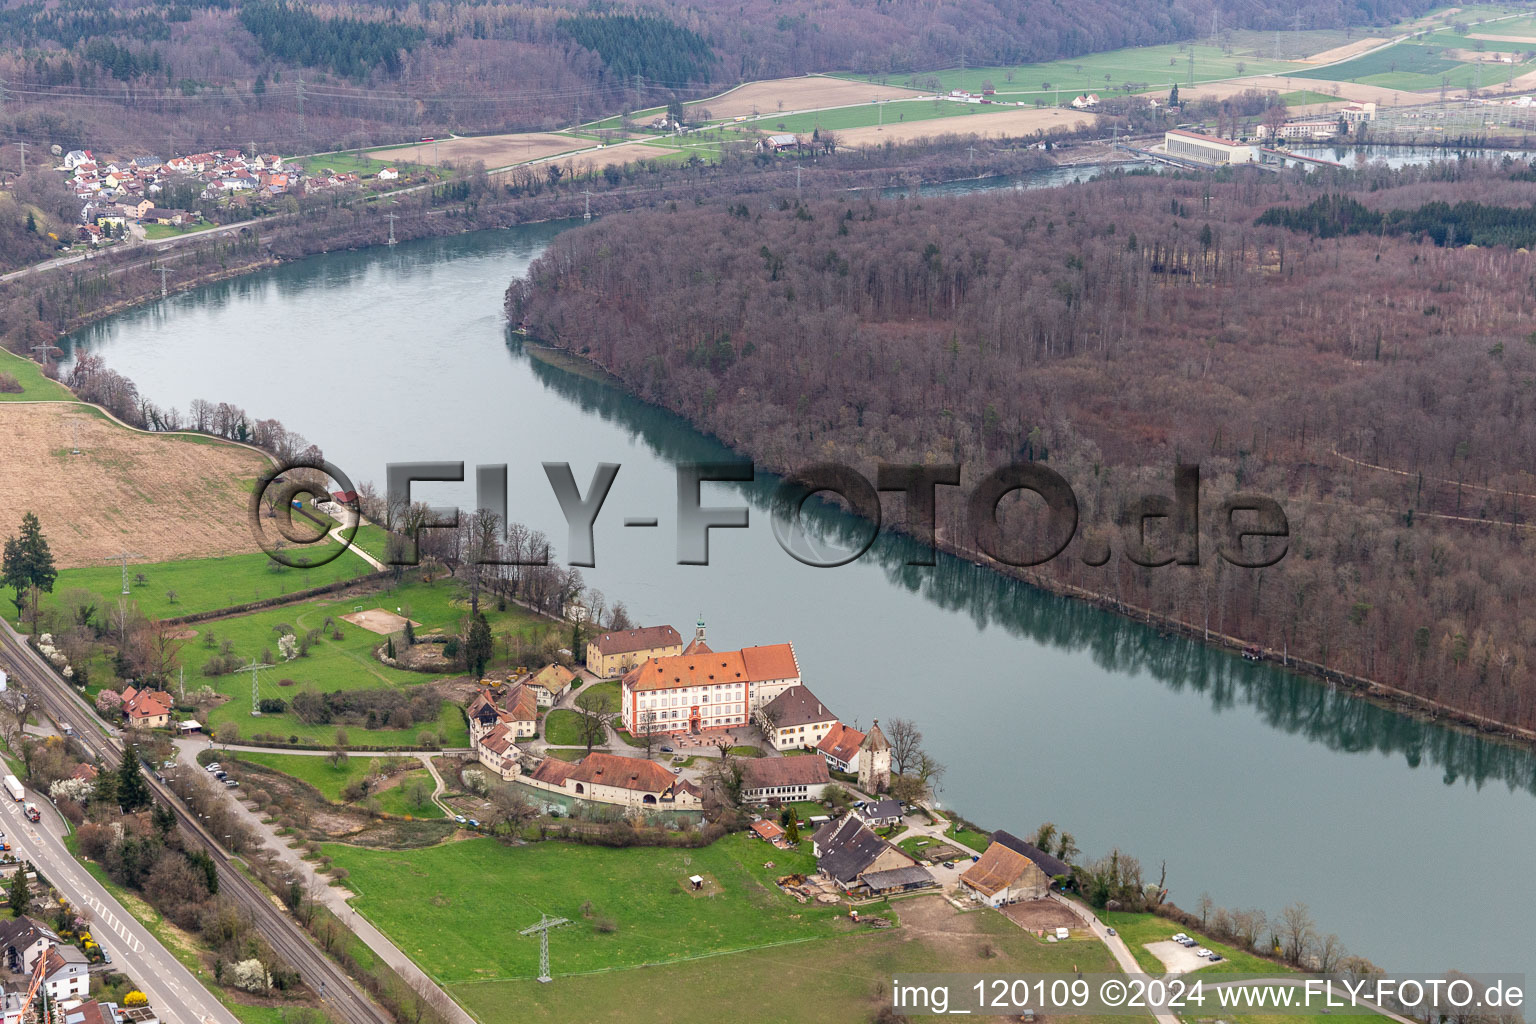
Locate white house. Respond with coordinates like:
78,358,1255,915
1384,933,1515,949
816,722,865,773
42,945,90,1000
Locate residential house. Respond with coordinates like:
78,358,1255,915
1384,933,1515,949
754,685,838,751
475,723,524,780
42,945,90,1001
749,819,785,843
587,624,682,678
62,149,93,169
816,722,865,774
959,841,1052,907
70,763,98,783
0,984,22,1024
63,1001,120,1024
740,755,830,804
758,133,799,153
0,917,60,972
810,815,920,892
525,664,577,707
854,798,903,828
119,686,173,729
467,685,537,744
620,640,802,737
1071,93,1101,109
523,752,701,809
857,720,892,793
143,208,190,226
992,830,1072,881
123,198,154,219
377,167,400,181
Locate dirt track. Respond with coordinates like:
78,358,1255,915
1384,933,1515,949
0,404,267,568
834,106,1101,147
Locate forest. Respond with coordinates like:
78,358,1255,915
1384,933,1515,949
0,0,1441,151
1257,193,1536,249
507,159,1536,735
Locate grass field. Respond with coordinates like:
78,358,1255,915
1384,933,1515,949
447,890,1125,1023
143,221,217,240
232,750,440,817
288,149,410,177
42,544,375,621
542,709,583,745
0,348,75,402
325,834,847,982
840,43,1299,100
147,575,550,746
1279,89,1349,105
1099,910,1290,975
944,822,991,853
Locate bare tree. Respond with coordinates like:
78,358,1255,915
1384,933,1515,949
574,689,615,754
885,717,923,776
1279,902,1317,966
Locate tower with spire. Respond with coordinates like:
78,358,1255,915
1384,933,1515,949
858,719,891,793
683,613,712,655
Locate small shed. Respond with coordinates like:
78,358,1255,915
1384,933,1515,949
176,720,202,734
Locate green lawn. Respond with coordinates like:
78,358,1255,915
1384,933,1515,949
42,545,375,622
325,834,848,982
839,43,1299,99
944,823,991,853
232,750,407,798
286,149,411,177
542,747,587,762
896,834,965,861
143,221,217,240
0,347,75,402
1100,910,1292,976
578,679,620,707
542,709,583,745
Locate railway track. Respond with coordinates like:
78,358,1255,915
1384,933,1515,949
0,620,394,1024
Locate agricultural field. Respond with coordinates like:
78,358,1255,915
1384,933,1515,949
840,43,1301,101
0,347,74,402
325,834,849,983
372,133,583,170
143,222,218,240
835,107,1101,147
0,403,268,573
444,889,1124,1024
1294,41,1535,90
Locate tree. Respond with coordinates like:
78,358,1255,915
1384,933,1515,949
885,717,923,775
1034,822,1058,852
7,862,29,917
464,611,493,678
1168,83,1179,106
116,749,151,812
784,815,800,844
1055,831,1079,864
1,512,57,624
574,689,615,754
1279,902,1316,965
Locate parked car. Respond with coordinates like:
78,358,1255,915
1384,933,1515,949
1171,933,1188,943
224,779,239,788
468,819,480,828
162,759,176,769
454,815,466,824
205,763,221,773
941,861,955,869
1195,948,1212,958
1207,954,1223,963
660,745,674,753
672,766,682,774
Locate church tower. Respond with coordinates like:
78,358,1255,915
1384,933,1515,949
683,614,712,655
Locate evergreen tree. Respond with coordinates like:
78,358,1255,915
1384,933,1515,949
465,612,493,678
8,863,29,917
116,750,150,812
152,801,176,837
1,512,57,623
1169,83,1180,106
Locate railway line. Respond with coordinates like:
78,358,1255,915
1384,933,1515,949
0,618,395,1024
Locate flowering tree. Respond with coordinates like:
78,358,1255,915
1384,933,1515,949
228,958,271,993
95,690,122,716
50,777,94,803
277,634,298,661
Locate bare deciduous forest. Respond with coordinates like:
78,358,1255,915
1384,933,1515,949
0,0,1438,152
508,162,1536,733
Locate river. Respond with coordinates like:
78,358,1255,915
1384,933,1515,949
60,203,1536,980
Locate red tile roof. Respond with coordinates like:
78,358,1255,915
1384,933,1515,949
817,722,866,763
740,643,799,682
624,652,747,692
591,625,681,656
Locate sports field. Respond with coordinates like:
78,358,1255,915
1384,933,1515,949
0,403,267,570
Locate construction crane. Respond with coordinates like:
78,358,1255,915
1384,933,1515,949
18,951,47,1018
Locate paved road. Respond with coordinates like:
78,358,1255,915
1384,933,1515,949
0,790,239,1024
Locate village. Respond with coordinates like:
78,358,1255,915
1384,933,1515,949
53,145,408,247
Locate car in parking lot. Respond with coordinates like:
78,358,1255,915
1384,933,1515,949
468,819,480,828
672,766,682,774
1180,937,1198,948
941,860,956,869
1207,954,1223,963
454,815,466,824
1195,947,1212,958
224,779,239,788
660,745,674,753
205,763,221,773
1171,933,1188,943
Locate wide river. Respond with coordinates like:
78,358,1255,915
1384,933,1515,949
62,182,1535,979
